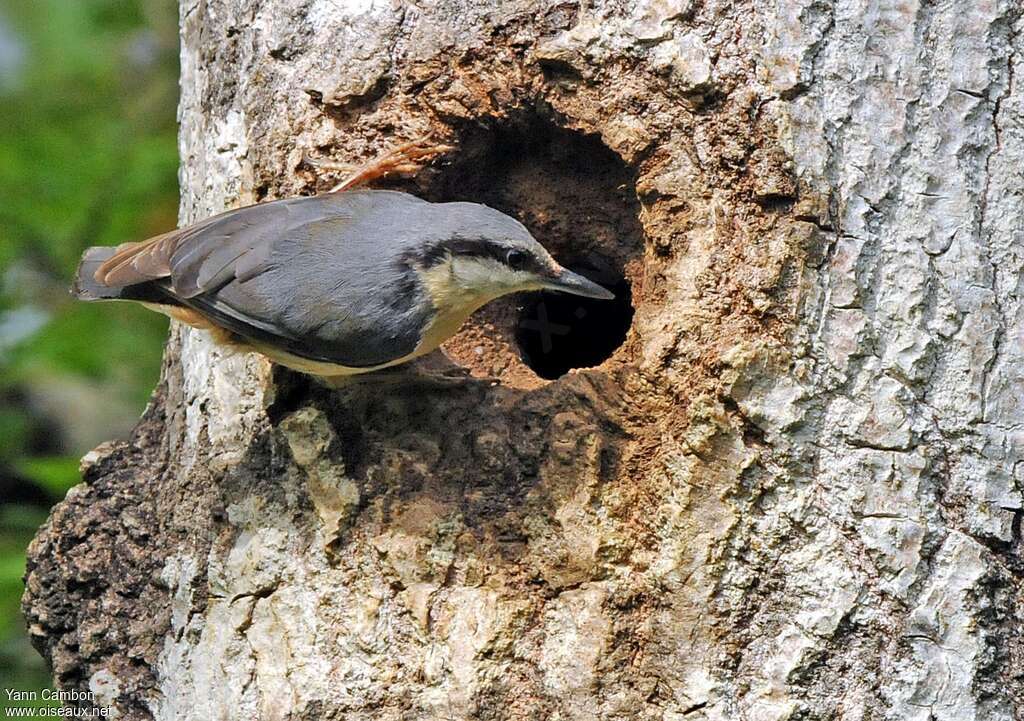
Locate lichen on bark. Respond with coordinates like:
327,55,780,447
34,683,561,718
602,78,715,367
22,0,1024,719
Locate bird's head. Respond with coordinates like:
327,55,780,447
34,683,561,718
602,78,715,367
410,202,614,311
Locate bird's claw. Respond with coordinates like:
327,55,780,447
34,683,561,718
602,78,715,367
325,134,455,193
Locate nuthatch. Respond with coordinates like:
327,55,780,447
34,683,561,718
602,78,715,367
73,189,614,377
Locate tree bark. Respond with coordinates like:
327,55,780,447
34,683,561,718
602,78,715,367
22,0,1024,719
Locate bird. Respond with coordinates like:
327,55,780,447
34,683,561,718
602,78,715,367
72,188,614,378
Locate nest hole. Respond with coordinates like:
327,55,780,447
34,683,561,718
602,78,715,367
515,271,634,380
404,113,645,385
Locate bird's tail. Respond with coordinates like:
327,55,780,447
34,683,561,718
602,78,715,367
72,246,123,301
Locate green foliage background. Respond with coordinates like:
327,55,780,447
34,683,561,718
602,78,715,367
0,0,179,709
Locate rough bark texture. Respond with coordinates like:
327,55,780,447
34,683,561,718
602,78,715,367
22,0,1024,719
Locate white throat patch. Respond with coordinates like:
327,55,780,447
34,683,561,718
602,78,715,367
448,256,540,299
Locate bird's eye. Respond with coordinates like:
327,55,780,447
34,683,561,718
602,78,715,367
506,249,529,271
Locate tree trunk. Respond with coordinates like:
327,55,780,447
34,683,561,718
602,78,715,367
22,0,1024,719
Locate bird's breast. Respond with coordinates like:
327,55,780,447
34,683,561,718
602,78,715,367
412,303,480,357
412,263,495,356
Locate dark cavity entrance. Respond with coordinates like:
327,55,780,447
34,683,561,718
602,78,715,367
399,113,643,381
516,270,634,379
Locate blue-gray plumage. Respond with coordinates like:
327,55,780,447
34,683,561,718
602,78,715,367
73,189,614,377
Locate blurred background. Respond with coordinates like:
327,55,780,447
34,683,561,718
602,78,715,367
0,0,179,710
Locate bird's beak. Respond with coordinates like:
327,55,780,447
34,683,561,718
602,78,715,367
543,268,616,300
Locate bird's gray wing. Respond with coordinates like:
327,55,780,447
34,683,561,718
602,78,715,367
185,195,435,368
97,198,307,296
95,190,434,368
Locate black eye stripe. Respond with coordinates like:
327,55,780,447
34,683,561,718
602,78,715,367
419,235,540,272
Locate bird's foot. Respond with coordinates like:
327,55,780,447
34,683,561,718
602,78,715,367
311,135,455,194
317,354,480,391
